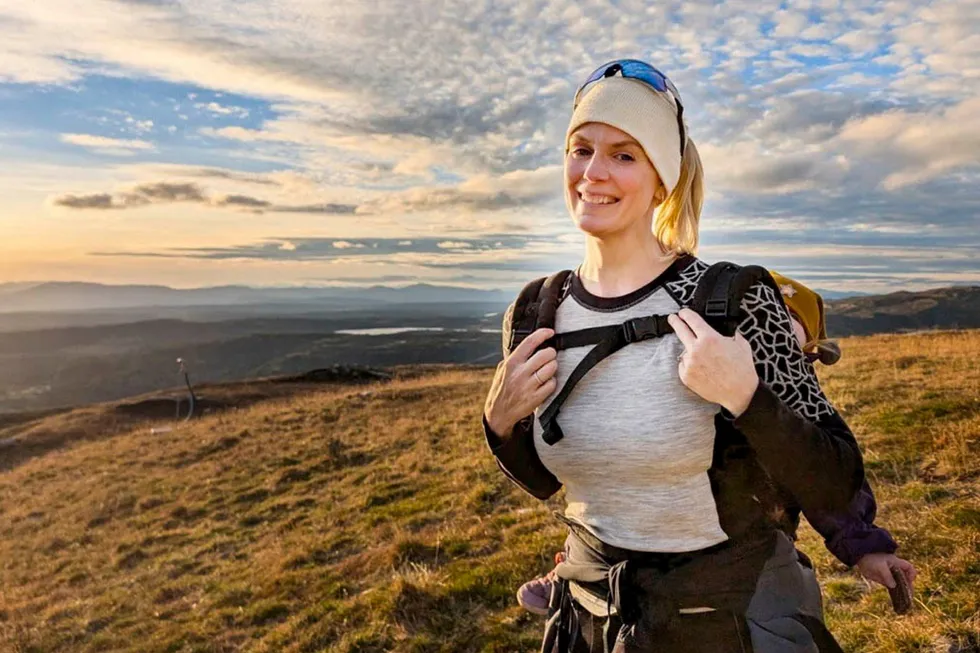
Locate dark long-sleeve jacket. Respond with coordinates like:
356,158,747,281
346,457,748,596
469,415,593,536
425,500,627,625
484,255,874,555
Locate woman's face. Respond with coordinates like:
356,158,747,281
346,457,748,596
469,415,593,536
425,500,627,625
565,122,663,238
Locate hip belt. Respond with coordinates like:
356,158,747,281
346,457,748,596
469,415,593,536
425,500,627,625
547,512,773,652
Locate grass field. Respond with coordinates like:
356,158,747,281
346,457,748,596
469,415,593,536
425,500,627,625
0,330,977,652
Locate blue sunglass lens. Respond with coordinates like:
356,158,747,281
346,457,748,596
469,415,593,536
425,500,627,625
618,62,669,92
579,60,679,104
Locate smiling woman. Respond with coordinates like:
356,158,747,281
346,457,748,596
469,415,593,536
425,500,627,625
481,59,874,653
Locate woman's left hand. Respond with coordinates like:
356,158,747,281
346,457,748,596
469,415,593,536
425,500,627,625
667,308,759,417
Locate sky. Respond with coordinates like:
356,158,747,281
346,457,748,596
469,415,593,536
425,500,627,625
0,0,977,295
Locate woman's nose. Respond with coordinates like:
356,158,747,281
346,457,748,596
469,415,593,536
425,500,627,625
583,154,609,182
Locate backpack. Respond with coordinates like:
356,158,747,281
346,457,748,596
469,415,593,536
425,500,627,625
505,261,783,446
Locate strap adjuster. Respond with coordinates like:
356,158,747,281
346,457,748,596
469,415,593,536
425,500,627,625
621,316,664,343
704,299,729,317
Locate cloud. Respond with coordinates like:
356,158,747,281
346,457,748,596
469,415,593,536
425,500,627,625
0,3,367,103
128,181,206,203
196,101,250,118
749,90,899,144
837,96,980,190
772,10,809,38
357,165,562,214
698,142,850,195
211,194,270,210
305,274,422,284
52,181,204,209
144,165,280,186
51,192,116,209
199,126,272,143
273,203,358,214
90,234,538,260
50,180,357,214
60,133,154,156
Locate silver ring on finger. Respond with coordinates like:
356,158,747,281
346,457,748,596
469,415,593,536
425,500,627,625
533,369,544,384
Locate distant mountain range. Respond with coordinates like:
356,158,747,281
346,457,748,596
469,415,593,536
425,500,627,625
825,285,980,336
0,281,515,313
0,281,976,413
2,281,977,337
0,280,884,315
813,288,873,300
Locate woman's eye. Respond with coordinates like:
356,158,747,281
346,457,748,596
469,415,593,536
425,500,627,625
569,148,632,161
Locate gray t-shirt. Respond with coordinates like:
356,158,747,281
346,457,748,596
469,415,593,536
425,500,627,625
533,266,729,552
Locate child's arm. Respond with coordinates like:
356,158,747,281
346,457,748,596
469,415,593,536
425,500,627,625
803,482,916,589
803,478,896,567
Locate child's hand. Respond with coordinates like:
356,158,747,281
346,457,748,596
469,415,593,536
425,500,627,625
856,553,916,590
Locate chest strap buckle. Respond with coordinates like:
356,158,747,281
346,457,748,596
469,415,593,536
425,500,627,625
621,315,668,343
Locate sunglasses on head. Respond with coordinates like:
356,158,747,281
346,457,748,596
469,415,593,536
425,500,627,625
573,59,687,158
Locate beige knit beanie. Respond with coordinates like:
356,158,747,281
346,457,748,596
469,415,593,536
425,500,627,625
565,76,685,195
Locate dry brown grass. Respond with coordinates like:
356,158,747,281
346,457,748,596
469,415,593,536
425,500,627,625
0,332,977,652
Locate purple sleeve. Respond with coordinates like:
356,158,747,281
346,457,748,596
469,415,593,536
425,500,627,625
803,477,898,566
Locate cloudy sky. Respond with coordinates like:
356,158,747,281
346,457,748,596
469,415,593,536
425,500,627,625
1,0,977,294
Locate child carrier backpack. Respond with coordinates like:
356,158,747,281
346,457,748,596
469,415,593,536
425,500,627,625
505,261,782,446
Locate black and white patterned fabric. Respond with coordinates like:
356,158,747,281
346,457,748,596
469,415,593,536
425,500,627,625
666,258,836,422
665,257,708,304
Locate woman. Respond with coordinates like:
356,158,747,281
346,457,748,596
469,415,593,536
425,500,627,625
482,60,867,652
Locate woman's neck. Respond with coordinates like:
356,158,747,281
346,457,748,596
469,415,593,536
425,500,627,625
578,233,678,298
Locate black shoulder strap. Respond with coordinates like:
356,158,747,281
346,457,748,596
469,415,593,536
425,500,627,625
505,270,573,355
537,270,574,333
504,276,545,356
690,262,773,336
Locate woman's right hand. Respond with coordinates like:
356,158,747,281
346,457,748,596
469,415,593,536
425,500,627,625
484,328,558,439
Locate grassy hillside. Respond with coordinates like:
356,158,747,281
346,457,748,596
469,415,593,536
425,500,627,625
0,331,978,652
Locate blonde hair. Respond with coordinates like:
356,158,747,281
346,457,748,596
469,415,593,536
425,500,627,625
653,138,703,256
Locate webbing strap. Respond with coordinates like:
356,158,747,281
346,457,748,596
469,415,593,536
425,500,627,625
704,265,739,318
547,314,672,352
540,314,672,445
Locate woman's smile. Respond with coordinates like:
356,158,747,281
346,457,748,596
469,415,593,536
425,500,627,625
578,190,620,205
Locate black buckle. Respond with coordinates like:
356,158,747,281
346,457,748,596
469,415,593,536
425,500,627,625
621,317,663,343
704,299,729,317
